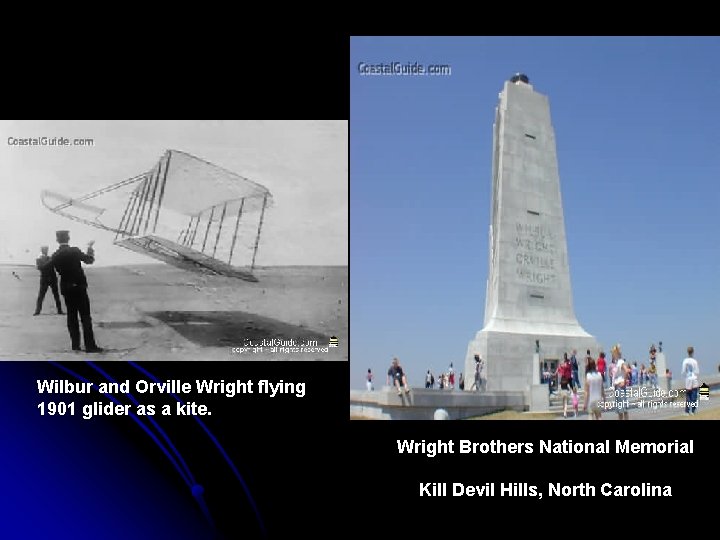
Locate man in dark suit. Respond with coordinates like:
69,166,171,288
51,230,103,353
34,245,64,316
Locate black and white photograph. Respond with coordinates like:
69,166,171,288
1,120,348,361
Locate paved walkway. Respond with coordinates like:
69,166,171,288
553,378,720,420
556,399,720,420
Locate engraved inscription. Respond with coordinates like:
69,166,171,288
515,252,555,269
515,223,555,240
514,221,558,287
516,267,556,285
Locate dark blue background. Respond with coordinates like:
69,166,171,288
1,362,209,539
0,361,346,539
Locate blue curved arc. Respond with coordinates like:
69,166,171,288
50,361,215,528
127,361,266,537
86,361,197,486
47,362,194,490
50,362,216,529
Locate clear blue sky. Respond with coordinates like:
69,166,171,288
350,36,720,389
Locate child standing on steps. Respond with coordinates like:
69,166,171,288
572,387,579,417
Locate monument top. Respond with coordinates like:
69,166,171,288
510,73,530,84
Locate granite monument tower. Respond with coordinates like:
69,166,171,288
465,74,599,398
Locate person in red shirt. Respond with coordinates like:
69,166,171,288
558,353,573,418
596,352,607,387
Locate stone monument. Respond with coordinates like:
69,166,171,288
465,74,599,403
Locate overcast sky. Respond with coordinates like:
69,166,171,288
0,120,347,267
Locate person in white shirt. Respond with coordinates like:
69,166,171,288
611,344,630,420
583,358,605,420
681,346,700,415
366,369,374,391
472,356,484,392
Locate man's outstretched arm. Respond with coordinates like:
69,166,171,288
79,247,95,264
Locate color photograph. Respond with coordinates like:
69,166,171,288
350,37,719,418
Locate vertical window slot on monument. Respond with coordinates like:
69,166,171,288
524,133,536,139
527,210,540,216
530,294,544,299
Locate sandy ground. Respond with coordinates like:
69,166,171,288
1,264,347,361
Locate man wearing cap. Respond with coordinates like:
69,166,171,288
34,245,64,316
51,230,103,353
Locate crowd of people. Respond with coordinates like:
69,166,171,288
366,343,702,418
364,357,486,395
541,343,701,419
542,345,639,419
416,357,485,392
